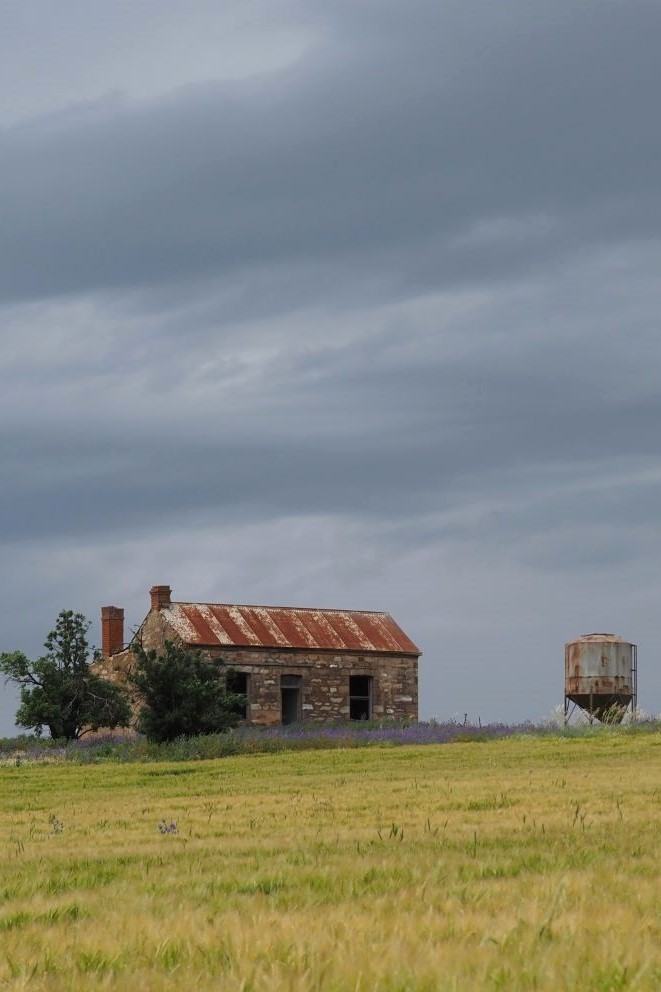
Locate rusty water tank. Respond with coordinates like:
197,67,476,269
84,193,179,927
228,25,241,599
564,633,637,723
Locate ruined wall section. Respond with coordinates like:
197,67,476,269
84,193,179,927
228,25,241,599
93,610,173,677
90,610,178,726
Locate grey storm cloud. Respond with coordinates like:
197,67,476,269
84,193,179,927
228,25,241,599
1,0,660,305
2,278,659,540
1,0,661,734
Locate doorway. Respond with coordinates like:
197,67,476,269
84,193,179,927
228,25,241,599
281,674,302,725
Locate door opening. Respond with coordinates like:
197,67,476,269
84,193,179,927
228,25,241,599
281,674,302,725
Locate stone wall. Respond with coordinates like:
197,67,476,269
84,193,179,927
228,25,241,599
198,646,418,724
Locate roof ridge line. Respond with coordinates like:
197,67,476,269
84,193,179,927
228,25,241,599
169,600,392,617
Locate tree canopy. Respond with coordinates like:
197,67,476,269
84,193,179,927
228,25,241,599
129,639,246,742
0,609,131,740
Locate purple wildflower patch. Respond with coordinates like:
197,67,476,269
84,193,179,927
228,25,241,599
2,718,659,765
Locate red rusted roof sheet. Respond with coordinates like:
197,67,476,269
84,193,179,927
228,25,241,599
162,602,421,655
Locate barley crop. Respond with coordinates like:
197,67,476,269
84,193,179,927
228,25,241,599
2,732,661,989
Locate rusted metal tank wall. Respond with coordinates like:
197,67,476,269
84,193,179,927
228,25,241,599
565,635,635,698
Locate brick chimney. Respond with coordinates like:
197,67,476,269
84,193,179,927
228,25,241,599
150,585,172,611
101,606,124,657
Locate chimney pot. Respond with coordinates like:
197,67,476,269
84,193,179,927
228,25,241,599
150,585,172,611
101,606,124,657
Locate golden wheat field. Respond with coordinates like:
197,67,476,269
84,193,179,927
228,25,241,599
2,733,661,990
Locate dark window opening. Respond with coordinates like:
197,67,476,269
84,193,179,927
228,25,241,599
350,675,372,720
226,671,249,720
281,674,302,725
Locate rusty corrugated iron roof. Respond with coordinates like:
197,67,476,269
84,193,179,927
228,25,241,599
160,602,421,655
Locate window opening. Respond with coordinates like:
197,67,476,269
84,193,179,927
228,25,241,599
350,675,372,720
226,671,249,720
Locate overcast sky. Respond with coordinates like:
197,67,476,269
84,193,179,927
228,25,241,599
1,0,660,735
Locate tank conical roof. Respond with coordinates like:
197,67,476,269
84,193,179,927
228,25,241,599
565,632,630,646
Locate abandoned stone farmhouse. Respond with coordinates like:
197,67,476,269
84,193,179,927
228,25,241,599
94,585,421,725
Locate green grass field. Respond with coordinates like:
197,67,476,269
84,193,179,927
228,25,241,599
2,732,661,990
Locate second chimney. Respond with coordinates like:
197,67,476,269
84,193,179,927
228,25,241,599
101,606,124,657
150,585,172,611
